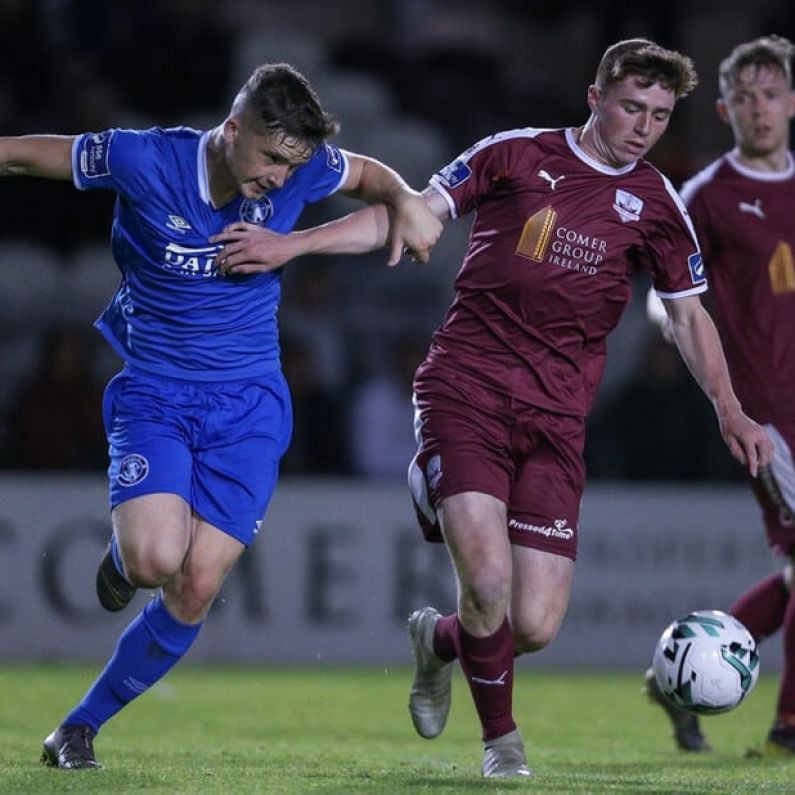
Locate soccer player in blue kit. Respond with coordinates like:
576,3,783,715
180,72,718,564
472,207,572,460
0,62,442,769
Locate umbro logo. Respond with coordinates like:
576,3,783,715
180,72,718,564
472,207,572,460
538,169,566,190
739,199,765,219
166,215,192,233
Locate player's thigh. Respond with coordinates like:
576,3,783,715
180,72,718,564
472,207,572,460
193,373,292,546
411,371,514,543
439,490,512,591
510,544,575,651
507,408,585,560
112,493,192,579
754,423,795,553
104,369,195,514
163,517,245,622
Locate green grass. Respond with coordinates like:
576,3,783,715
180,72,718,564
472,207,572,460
0,664,793,793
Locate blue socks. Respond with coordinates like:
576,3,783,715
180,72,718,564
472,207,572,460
64,595,202,733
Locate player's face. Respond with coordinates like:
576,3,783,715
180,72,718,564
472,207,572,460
584,76,676,167
718,64,795,159
225,119,315,199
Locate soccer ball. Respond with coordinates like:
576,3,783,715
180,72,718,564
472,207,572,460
652,609,760,715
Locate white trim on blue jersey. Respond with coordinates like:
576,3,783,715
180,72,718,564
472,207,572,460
70,126,349,381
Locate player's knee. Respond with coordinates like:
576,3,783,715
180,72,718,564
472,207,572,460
460,569,511,618
124,546,183,587
170,574,221,621
512,618,561,654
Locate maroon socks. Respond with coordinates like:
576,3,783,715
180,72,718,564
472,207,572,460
730,572,789,641
730,571,795,723
435,613,516,741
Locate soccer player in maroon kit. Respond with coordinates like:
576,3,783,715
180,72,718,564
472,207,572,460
211,39,773,778
645,34,795,755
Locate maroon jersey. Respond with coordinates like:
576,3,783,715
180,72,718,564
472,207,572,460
420,127,704,417
680,152,795,425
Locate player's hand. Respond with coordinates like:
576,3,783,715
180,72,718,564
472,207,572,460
718,411,773,478
209,223,305,275
387,192,443,267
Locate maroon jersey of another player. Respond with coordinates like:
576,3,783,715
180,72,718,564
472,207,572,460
421,127,705,418
680,151,795,425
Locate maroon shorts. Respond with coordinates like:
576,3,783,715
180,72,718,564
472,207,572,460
750,422,795,555
408,369,586,560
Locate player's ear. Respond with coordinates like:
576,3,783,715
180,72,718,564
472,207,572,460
223,117,240,143
715,98,730,125
586,85,601,112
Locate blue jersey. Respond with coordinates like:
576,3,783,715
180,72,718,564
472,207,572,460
72,127,348,381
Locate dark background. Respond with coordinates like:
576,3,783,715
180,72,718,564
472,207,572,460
0,0,791,480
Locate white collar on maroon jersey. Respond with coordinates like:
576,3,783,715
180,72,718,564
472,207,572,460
726,149,795,182
564,128,638,176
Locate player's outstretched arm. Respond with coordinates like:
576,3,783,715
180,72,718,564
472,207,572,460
0,135,75,180
339,152,443,266
212,204,392,276
662,294,773,477
213,184,451,277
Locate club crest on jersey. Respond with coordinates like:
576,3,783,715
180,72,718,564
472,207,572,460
688,252,706,285
613,189,643,223
240,197,274,226
438,159,472,188
78,132,112,179
118,454,149,487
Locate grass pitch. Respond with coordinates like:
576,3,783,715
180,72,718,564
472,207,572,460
1,664,793,793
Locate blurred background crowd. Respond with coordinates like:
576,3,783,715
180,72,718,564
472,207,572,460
0,0,791,481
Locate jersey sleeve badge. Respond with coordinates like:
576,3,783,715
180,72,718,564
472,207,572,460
438,158,472,189
78,132,113,179
688,252,706,285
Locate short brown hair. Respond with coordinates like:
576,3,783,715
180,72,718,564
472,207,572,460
719,35,794,95
595,38,698,99
232,63,340,149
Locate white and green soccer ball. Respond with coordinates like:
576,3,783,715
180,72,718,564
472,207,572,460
652,610,760,715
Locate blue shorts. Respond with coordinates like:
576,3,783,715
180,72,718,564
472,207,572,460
102,367,293,546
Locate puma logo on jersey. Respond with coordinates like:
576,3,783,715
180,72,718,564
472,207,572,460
471,670,508,686
538,170,566,190
739,199,765,219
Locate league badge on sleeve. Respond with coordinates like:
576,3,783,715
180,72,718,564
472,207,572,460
79,132,113,179
438,158,472,189
687,252,706,285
